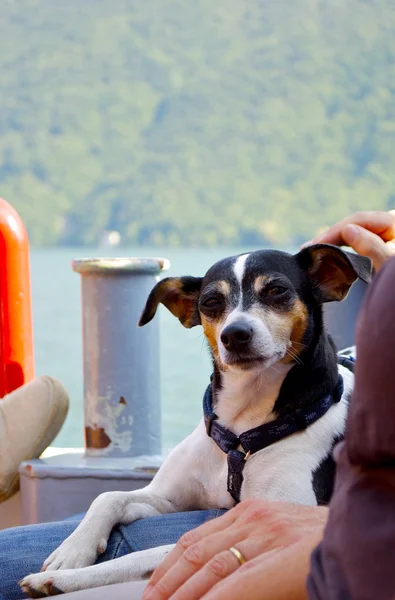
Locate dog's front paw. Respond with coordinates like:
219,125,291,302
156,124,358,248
41,534,107,571
19,572,69,597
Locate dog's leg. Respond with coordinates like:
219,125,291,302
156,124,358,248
40,428,209,573
20,544,174,597
40,489,177,572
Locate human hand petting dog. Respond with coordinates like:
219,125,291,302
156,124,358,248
143,499,328,600
303,210,395,272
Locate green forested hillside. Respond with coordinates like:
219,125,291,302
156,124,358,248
1,0,395,246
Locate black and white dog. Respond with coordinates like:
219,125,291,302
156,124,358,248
20,244,371,597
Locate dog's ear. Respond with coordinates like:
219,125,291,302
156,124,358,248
138,276,203,328
297,243,373,302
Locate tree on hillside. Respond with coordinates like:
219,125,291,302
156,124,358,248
1,0,394,246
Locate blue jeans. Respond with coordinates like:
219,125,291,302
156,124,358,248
0,510,223,600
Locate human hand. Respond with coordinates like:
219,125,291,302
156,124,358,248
303,210,395,272
143,499,328,600
198,529,323,600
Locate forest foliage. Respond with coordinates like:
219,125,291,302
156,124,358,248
1,0,395,246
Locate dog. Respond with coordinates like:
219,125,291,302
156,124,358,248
20,244,372,597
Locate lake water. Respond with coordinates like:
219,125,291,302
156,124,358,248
32,245,296,453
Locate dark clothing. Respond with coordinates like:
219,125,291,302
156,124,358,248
308,256,395,600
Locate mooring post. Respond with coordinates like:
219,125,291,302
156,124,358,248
72,257,170,459
20,256,171,524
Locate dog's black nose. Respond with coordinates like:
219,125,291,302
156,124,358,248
220,322,253,352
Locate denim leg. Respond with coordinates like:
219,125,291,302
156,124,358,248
0,510,224,600
0,518,124,600
118,509,225,552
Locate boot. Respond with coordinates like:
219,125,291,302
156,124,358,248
0,376,69,502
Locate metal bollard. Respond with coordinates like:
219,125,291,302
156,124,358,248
20,256,171,524
72,257,170,459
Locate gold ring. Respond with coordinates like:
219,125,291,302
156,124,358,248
228,546,246,566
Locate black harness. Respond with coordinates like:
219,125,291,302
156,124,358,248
203,375,344,503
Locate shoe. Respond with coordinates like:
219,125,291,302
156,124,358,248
0,376,69,502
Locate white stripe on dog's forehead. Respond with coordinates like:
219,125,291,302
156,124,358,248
233,254,250,285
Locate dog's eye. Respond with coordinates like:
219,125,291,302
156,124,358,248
266,286,288,297
201,297,222,309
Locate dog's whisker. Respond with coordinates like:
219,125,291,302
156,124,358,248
268,364,281,375
194,332,205,339
286,349,304,366
289,345,307,358
291,341,308,349
287,351,303,366
293,356,304,367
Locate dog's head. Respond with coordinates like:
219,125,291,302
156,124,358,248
139,245,372,372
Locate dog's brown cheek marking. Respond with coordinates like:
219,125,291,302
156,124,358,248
280,298,308,363
291,298,308,352
201,316,227,371
201,317,218,357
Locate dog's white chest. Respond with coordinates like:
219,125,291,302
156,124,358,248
152,369,351,510
196,444,235,509
191,392,349,507
239,396,349,504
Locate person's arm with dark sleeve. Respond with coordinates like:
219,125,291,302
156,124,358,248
308,255,395,600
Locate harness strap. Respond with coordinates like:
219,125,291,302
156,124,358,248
204,375,344,503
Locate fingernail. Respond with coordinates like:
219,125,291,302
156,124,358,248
344,224,359,243
300,239,313,249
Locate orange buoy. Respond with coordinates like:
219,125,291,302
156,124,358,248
0,199,34,397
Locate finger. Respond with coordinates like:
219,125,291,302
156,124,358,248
202,534,318,600
144,509,239,594
202,549,289,600
145,527,251,600
307,211,395,247
143,509,239,600
170,539,283,600
169,548,248,600
342,224,394,271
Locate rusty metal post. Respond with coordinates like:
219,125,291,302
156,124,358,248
72,257,170,459
20,256,171,524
